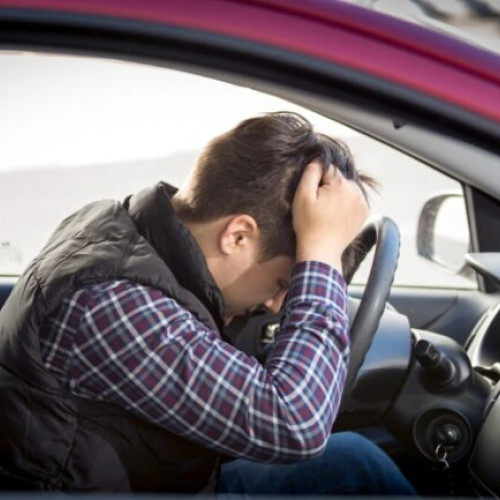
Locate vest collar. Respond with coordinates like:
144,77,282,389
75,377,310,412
125,182,226,332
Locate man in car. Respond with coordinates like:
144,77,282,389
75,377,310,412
0,112,414,494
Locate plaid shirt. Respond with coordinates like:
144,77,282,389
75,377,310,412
40,260,349,462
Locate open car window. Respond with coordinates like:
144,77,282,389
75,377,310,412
0,51,474,289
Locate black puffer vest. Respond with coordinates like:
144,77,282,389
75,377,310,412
0,183,226,492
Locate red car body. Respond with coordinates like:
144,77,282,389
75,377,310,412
0,0,499,123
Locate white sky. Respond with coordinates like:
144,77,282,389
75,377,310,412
0,51,354,170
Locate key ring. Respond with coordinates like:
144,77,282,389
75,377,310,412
435,444,450,470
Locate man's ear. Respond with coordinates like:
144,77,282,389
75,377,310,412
219,215,259,256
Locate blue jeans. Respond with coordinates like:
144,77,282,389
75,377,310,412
217,431,416,496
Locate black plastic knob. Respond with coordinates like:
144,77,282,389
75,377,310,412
415,339,456,387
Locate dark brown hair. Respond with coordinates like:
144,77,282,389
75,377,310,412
174,111,374,267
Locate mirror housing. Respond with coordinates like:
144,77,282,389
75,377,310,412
416,191,471,274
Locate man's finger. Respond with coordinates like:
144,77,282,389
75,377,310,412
321,164,342,186
295,161,323,199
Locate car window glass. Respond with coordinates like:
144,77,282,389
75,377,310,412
0,52,474,289
349,140,474,289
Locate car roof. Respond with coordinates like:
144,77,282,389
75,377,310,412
1,0,500,123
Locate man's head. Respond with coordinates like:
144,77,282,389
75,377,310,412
173,112,372,320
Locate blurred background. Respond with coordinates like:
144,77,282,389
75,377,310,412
344,0,500,52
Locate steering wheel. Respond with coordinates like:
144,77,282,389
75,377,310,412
342,216,400,395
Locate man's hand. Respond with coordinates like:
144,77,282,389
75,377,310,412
293,160,369,272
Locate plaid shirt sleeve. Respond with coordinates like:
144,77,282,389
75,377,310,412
40,260,349,463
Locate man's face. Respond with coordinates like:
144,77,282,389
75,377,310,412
221,253,294,324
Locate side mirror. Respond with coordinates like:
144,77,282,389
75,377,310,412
416,191,471,274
